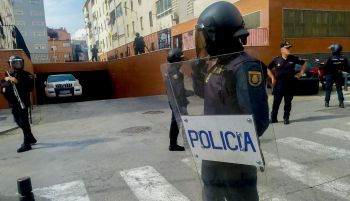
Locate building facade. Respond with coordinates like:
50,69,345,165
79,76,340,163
72,39,89,62
12,0,49,63
0,0,16,49
84,0,174,60
47,27,72,63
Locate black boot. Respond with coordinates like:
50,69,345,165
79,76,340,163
270,118,278,123
169,145,185,151
339,102,345,108
325,102,329,107
284,118,290,125
29,136,37,145
17,144,32,153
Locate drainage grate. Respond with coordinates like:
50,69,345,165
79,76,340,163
121,126,152,134
142,111,164,115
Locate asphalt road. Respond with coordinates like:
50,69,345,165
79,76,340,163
0,91,349,201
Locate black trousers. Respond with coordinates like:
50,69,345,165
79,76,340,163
271,87,294,120
12,106,34,145
169,111,179,146
202,161,258,201
92,55,98,61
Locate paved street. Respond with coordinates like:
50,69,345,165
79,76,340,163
0,91,350,201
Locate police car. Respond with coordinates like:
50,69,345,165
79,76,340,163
44,74,82,98
294,61,319,95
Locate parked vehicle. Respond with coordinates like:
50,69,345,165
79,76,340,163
294,61,319,95
45,74,82,98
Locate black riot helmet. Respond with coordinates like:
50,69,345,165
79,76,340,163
196,1,249,56
8,55,24,70
167,48,184,63
329,44,343,56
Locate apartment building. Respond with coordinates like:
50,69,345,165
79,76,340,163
47,27,72,63
0,0,16,49
12,0,49,63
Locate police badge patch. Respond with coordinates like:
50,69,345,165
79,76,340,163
248,71,262,87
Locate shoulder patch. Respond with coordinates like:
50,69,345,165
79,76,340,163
248,71,262,87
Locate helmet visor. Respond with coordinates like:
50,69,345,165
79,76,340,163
195,24,209,58
10,59,24,69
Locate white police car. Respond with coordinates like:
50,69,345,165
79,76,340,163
44,74,82,98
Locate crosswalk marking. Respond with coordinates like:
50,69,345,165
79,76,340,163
316,128,350,141
33,180,90,201
264,152,350,200
120,166,190,201
181,157,287,201
278,137,350,160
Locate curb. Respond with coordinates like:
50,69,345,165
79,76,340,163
0,126,19,135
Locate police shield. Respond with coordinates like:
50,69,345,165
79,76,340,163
161,52,288,200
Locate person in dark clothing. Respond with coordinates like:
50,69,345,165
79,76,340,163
133,33,146,55
267,42,307,125
193,2,269,200
324,44,349,108
1,55,36,153
91,45,98,62
166,48,187,151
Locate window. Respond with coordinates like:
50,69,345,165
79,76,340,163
156,0,172,18
140,17,143,30
284,9,350,38
15,10,24,15
32,21,44,26
33,32,45,37
243,11,261,29
41,45,47,49
127,24,130,37
149,12,153,27
124,2,127,15
29,0,40,4
51,45,57,51
138,0,141,5
130,0,133,11
116,3,123,18
158,29,171,49
63,42,71,48
132,21,135,34
31,11,42,16
16,21,25,26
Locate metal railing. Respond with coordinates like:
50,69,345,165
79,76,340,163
246,28,269,46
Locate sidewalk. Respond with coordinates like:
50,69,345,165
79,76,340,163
0,107,41,134
0,109,17,134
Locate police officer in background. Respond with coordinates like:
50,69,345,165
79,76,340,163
1,56,37,153
324,44,349,108
167,48,187,151
267,42,307,125
194,2,269,200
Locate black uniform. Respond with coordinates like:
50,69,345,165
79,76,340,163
91,47,98,61
268,55,305,121
199,53,269,201
166,63,188,150
134,36,146,55
1,70,36,147
324,55,349,104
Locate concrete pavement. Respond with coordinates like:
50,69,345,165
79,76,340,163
0,92,350,201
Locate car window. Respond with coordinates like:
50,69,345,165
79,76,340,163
48,75,75,82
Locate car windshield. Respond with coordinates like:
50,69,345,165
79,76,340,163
48,74,75,82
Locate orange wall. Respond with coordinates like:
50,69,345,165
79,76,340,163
0,50,35,109
33,61,107,74
107,49,169,98
235,0,269,28
269,0,350,58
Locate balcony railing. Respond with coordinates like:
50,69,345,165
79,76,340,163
246,28,269,46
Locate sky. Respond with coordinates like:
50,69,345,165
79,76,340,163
44,0,87,40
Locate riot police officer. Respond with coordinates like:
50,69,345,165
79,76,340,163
167,48,187,151
194,2,269,200
324,44,349,108
0,55,36,153
267,42,307,125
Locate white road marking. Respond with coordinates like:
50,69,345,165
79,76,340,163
33,180,89,201
316,128,350,141
346,122,350,125
264,152,350,200
181,157,287,201
120,166,190,201
278,137,350,161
